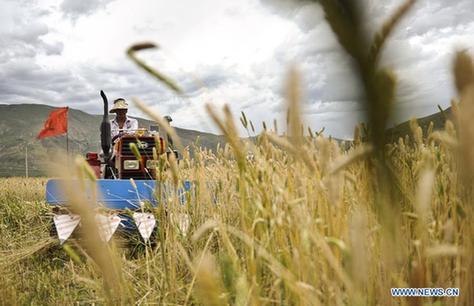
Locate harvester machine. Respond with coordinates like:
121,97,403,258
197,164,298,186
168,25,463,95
45,91,191,244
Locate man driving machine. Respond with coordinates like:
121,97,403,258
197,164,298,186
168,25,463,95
110,98,138,143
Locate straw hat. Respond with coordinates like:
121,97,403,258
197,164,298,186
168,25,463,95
110,98,128,113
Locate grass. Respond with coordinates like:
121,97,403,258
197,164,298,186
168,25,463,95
0,118,472,305
1,1,473,304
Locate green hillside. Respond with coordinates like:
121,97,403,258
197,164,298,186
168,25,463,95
385,106,451,142
0,104,452,177
0,104,225,177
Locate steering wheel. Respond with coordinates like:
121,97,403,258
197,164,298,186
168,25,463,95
112,134,121,143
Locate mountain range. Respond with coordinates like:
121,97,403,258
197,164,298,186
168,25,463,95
0,104,451,177
385,106,451,142
0,104,225,177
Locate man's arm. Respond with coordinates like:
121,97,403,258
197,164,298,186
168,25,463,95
110,120,119,139
110,120,124,143
130,118,139,132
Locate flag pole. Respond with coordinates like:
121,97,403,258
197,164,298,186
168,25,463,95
66,130,69,155
25,143,28,178
66,107,69,155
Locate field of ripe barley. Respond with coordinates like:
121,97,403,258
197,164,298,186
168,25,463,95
0,118,472,305
2,0,474,305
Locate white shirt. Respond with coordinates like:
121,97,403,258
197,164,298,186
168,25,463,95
110,116,139,140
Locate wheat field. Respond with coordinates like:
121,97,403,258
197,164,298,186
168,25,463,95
1,1,474,305
0,110,473,305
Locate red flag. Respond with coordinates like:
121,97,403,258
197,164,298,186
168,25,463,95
37,107,69,139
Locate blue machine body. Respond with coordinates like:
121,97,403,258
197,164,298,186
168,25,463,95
46,179,192,231
46,179,192,209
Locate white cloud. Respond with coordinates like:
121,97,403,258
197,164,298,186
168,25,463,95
0,0,473,139
60,0,115,20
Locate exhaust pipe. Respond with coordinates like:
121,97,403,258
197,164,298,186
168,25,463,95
100,90,111,163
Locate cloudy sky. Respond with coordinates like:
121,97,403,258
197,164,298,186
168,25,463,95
1,0,473,138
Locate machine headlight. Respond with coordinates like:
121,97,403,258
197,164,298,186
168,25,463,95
124,160,139,170
146,160,159,169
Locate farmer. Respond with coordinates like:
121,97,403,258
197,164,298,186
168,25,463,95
109,98,138,143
